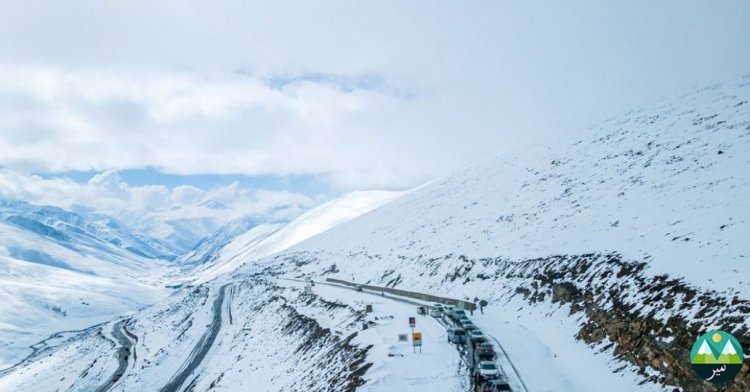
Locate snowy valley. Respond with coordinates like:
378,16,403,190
1,78,749,392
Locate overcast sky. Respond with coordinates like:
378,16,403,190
0,1,748,218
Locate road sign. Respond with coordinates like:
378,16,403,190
398,333,408,342
412,332,422,346
409,317,416,328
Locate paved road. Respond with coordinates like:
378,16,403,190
122,323,138,367
94,320,135,392
160,283,231,392
300,278,528,392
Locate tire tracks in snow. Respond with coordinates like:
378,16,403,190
160,283,231,392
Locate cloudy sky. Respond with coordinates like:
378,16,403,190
0,1,748,223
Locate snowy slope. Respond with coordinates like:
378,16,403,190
244,78,750,390
0,201,175,368
287,79,750,296
182,191,403,282
0,277,452,392
2,79,749,391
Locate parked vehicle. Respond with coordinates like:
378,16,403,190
447,327,467,344
430,308,442,317
475,342,496,358
355,285,363,292
460,318,474,329
476,360,501,379
468,329,486,343
468,332,488,352
475,349,496,364
451,308,467,320
417,306,428,315
475,377,512,392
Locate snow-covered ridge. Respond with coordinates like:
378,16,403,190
242,78,750,390
289,79,750,296
0,199,176,262
182,190,404,283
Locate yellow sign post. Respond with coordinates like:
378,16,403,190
412,332,422,353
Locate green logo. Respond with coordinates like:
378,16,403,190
690,330,745,384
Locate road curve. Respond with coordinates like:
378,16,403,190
160,283,231,392
94,320,134,392
296,278,529,392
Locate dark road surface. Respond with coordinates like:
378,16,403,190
94,320,134,392
160,283,231,392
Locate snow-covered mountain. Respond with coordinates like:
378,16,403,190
2,78,749,391
251,78,749,390
0,189,401,372
0,200,176,368
284,80,750,294
100,203,232,255
179,190,404,283
0,200,177,262
173,216,261,269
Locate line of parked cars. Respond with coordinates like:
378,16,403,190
427,303,511,392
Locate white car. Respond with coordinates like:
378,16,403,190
430,308,442,317
460,318,474,329
476,360,501,379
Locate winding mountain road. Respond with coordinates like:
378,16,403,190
94,320,135,392
160,283,231,392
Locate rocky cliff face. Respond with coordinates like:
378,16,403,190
264,249,750,391
507,253,750,391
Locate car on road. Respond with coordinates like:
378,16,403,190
447,327,467,344
433,303,444,312
430,308,442,317
460,318,474,329
464,324,479,333
444,304,456,314
468,329,486,343
475,349,496,364
451,308,467,320
474,343,496,361
468,333,488,352
476,378,512,392
476,360,501,379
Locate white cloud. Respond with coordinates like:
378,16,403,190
0,1,748,191
0,67,439,189
171,185,206,205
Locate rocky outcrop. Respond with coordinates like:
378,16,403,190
509,254,750,391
